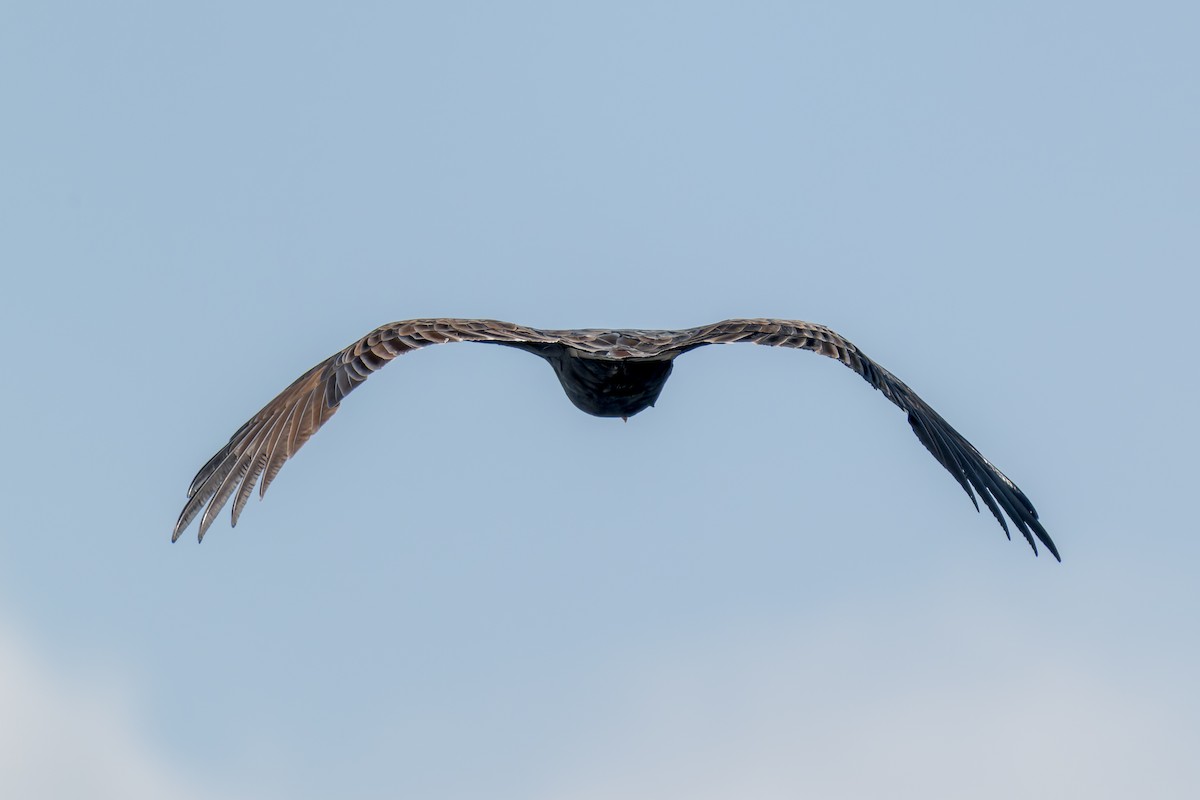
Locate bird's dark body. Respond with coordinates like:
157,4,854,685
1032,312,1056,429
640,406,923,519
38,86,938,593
508,343,675,418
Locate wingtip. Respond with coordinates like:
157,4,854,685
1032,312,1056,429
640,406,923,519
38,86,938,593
1045,539,1063,563
1023,529,1062,562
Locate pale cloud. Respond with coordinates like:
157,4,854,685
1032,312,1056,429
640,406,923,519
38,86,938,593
540,600,1199,800
0,620,245,800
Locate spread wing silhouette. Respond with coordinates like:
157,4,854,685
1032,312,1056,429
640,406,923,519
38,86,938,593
175,318,1058,560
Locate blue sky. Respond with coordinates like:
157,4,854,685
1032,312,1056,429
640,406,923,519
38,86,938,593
1,2,1197,797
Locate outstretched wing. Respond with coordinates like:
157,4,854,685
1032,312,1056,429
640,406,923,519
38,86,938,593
174,319,559,542
668,319,1059,560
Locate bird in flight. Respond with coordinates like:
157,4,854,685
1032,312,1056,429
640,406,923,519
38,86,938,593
175,318,1058,559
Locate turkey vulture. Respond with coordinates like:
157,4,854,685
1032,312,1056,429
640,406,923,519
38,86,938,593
174,318,1058,559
